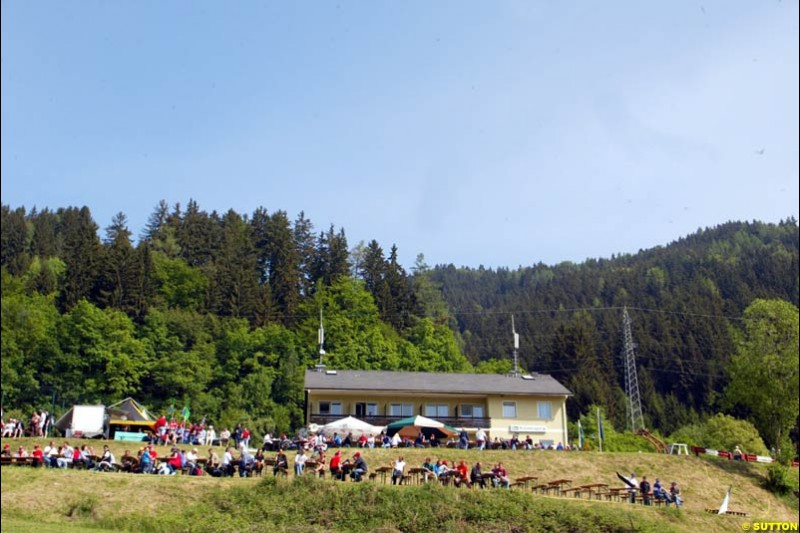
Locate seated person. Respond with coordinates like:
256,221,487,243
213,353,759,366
342,432,354,448
422,457,435,477
470,461,486,488
349,452,367,482
138,447,153,474
31,444,44,467
273,450,289,476
492,462,511,488
329,450,343,480
455,460,471,488
120,450,138,473
381,434,392,448
668,482,683,507
652,478,669,502
96,445,116,472
414,433,426,448
733,445,744,461
206,448,221,475
185,448,199,472
332,433,343,448
221,447,236,477
428,432,440,448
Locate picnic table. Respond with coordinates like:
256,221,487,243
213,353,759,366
578,483,609,500
547,479,572,496
408,467,432,485
513,476,537,489
607,487,631,502
373,466,393,483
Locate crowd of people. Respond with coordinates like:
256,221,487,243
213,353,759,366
624,472,683,507
1,410,52,439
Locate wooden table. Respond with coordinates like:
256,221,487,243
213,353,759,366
546,479,572,496
374,466,393,484
513,476,537,489
607,487,631,502
578,483,609,500
408,467,431,485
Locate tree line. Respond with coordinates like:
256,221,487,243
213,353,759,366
1,203,797,449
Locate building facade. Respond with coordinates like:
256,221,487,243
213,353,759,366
304,369,572,443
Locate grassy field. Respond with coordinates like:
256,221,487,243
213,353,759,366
1,437,797,532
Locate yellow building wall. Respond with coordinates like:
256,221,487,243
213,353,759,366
306,390,569,443
485,395,569,442
306,392,486,420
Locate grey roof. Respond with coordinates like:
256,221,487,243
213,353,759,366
304,369,572,396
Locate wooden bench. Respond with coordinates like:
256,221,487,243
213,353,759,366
705,509,747,517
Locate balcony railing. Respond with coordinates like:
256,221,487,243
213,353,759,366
308,414,491,429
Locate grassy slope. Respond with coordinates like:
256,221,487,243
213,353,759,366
1,438,797,532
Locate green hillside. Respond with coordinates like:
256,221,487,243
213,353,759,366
1,438,797,532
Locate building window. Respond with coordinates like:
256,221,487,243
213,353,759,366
355,402,378,417
460,405,485,418
537,401,552,420
502,401,517,418
389,403,414,417
424,404,449,418
319,402,342,416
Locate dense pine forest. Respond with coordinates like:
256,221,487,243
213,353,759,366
1,202,797,446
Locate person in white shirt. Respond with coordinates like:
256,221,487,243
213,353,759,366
222,447,235,477
367,434,376,449
205,426,216,446
185,448,199,471
294,449,308,476
263,432,274,451
390,433,402,448
391,456,406,485
475,429,487,450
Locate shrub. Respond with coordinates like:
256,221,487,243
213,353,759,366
668,413,768,455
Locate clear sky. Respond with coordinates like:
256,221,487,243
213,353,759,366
2,1,798,269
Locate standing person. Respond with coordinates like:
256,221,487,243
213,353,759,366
669,481,683,507
639,476,652,506
391,456,406,485
459,429,469,450
475,428,487,451
206,426,216,446
627,473,638,504
219,428,231,448
294,449,308,476
241,427,251,449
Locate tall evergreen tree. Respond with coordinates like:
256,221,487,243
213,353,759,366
57,206,101,311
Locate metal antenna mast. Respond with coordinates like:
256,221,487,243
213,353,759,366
622,306,644,432
317,308,326,369
511,315,521,377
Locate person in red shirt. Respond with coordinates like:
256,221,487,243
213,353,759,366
31,444,44,467
329,450,343,481
357,434,368,448
455,459,471,488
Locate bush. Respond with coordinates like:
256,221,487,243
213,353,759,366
668,413,769,455
764,464,792,495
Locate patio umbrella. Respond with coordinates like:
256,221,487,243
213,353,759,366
321,416,382,438
385,415,458,439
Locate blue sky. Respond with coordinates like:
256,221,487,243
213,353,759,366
2,1,798,268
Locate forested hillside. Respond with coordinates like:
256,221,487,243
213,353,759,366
430,219,799,434
1,202,797,442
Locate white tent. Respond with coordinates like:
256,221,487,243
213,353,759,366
320,416,383,438
54,405,107,438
